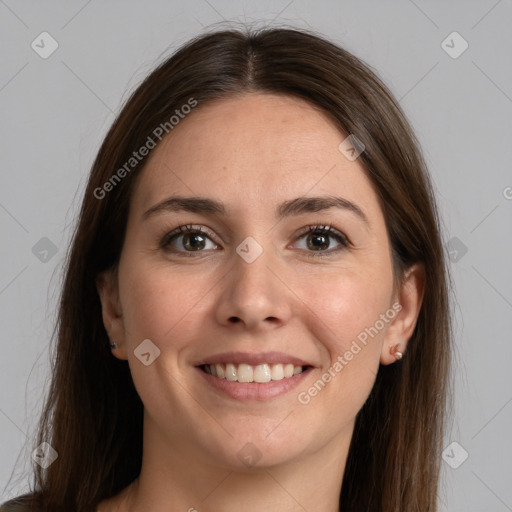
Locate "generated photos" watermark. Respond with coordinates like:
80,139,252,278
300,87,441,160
94,97,198,200
297,302,402,405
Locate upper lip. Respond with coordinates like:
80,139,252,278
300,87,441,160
195,351,314,368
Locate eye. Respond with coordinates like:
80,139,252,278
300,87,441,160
159,223,349,256
292,224,349,255
160,224,219,254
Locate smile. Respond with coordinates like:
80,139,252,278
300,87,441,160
199,363,308,383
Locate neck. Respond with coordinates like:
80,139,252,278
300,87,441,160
115,415,353,512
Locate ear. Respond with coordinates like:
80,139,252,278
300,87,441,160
380,263,425,365
96,268,128,360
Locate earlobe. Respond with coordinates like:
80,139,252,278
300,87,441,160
380,263,425,365
96,268,127,359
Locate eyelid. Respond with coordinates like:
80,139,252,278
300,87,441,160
297,224,349,240
159,224,220,250
292,224,351,249
159,223,351,255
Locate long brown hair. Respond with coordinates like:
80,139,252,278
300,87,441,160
4,26,452,512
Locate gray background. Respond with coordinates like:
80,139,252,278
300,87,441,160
1,1,511,510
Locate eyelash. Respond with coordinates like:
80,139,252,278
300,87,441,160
159,223,350,257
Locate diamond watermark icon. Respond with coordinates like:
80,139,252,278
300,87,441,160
237,442,262,467
32,237,58,263
31,32,59,59
236,236,263,263
442,441,469,469
32,442,58,468
446,237,468,263
338,134,365,161
134,338,161,366
441,31,468,59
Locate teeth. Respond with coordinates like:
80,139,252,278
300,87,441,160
253,363,271,383
271,364,284,381
202,362,305,383
225,363,237,381
215,363,225,379
284,363,294,378
237,364,253,382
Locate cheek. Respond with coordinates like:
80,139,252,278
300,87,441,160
294,268,393,414
116,260,214,420
118,260,212,350
299,268,392,355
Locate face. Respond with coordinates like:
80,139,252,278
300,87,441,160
98,93,421,471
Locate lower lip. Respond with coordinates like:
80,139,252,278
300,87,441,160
195,366,314,401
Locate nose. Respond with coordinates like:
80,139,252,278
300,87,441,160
214,246,293,332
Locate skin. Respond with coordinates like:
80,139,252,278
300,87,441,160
96,93,424,512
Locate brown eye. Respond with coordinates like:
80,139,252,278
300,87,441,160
306,232,330,251
161,225,218,253
293,225,349,254
180,232,207,251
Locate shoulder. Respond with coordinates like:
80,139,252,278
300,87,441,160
0,493,39,512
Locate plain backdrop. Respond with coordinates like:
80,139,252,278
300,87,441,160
1,1,511,510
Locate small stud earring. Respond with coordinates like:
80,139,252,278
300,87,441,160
390,344,403,361
110,342,117,350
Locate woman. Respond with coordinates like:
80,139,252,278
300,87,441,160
2,26,452,511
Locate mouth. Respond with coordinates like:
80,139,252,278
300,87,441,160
194,352,315,401
197,362,313,383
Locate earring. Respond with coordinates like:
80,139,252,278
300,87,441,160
110,342,117,350
390,344,403,361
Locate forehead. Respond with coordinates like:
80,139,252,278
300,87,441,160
132,93,381,222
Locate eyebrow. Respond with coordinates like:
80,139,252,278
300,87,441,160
142,195,369,225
